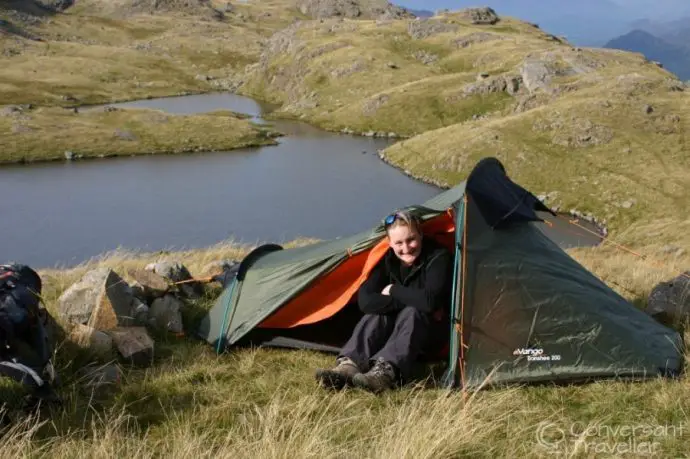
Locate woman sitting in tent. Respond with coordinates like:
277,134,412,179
315,210,454,393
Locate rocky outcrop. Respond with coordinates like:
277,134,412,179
462,75,522,97
124,0,225,19
453,32,502,49
297,0,412,20
444,75,522,104
461,7,499,25
362,93,390,116
407,18,458,39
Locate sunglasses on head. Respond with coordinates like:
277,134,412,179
384,212,419,228
384,213,400,227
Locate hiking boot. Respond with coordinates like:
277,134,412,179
352,358,397,394
315,357,361,390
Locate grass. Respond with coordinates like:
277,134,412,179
0,240,687,457
1,1,690,455
0,106,277,163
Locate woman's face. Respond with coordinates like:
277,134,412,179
387,224,422,266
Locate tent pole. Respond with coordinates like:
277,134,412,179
459,194,468,400
216,277,238,354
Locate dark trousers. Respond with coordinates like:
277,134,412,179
339,306,445,380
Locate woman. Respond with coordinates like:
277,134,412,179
315,210,453,393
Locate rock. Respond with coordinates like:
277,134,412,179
362,94,389,116
58,267,137,329
201,260,239,277
647,272,690,326
620,199,636,209
0,106,22,116
644,104,654,114
128,268,169,302
103,106,118,113
68,324,114,357
407,19,458,39
453,32,501,49
64,151,74,160
297,0,411,19
461,7,499,25
412,50,438,65
11,124,33,134
520,59,552,93
77,363,121,393
41,0,75,11
108,327,154,367
145,261,203,299
149,294,184,334
451,75,522,101
660,245,686,257
114,129,137,141
131,299,150,325
386,62,398,69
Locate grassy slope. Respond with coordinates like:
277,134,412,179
1,1,689,456
0,106,277,163
0,0,299,162
240,7,690,253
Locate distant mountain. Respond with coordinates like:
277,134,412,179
628,16,690,47
605,29,690,80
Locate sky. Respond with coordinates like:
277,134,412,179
393,0,690,46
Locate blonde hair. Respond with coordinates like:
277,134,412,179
384,210,422,234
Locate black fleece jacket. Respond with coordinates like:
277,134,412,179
357,237,454,315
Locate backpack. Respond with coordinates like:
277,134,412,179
0,264,57,390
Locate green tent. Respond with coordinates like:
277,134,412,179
197,157,683,388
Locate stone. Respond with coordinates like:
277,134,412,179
128,268,170,301
146,261,203,299
647,272,690,326
461,7,499,25
453,32,501,49
201,260,239,277
149,294,184,334
407,18,458,39
108,327,154,367
520,59,552,93
660,245,686,257
78,363,121,393
64,151,74,160
68,323,114,357
131,299,150,325
386,62,398,69
620,199,636,209
114,129,137,141
58,267,135,327
0,106,21,116
644,104,654,114
85,270,138,330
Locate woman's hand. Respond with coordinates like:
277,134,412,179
381,284,393,296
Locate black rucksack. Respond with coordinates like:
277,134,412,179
0,264,57,390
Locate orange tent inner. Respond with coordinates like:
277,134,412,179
259,212,456,329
